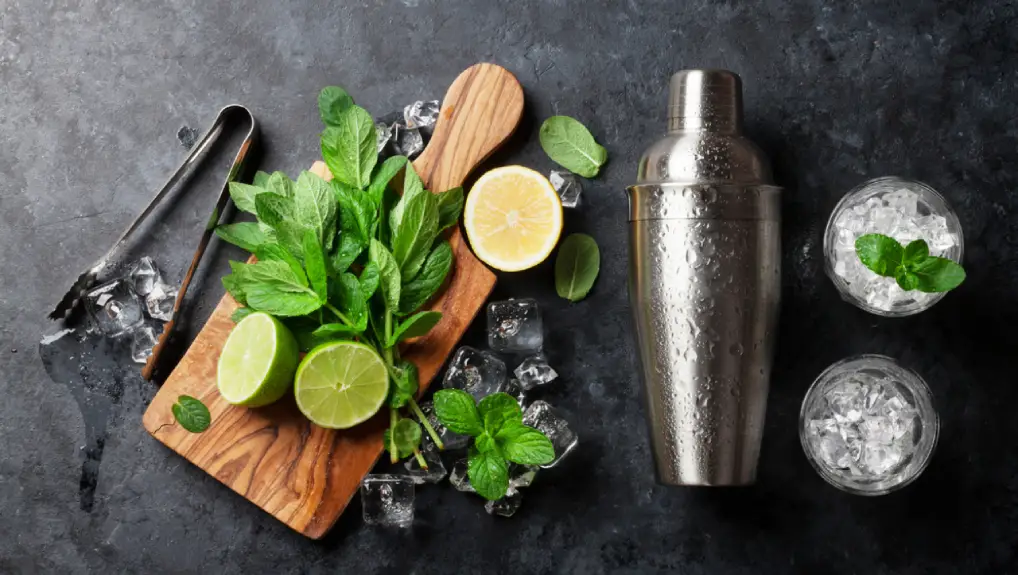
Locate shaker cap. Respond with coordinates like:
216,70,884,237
668,69,743,133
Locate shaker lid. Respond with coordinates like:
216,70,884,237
668,69,742,133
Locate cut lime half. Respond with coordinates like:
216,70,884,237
294,341,389,429
216,312,299,407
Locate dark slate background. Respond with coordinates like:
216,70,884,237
3,1,1017,573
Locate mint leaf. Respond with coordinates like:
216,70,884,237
911,256,966,293
435,186,464,232
332,180,373,251
294,171,337,251
253,171,270,188
234,260,322,317
254,243,304,280
386,311,442,347
265,171,294,198
496,424,555,466
855,234,904,277
475,432,500,456
359,261,380,299
383,418,422,459
330,234,363,276
467,445,509,501
311,322,358,340
903,239,929,266
229,307,254,323
896,269,920,291
329,273,367,331
389,360,418,409
367,155,408,206
478,393,523,436
172,395,210,433
539,116,608,178
318,86,354,127
369,239,401,310
398,240,452,315
390,166,439,280
227,182,263,215
301,230,328,303
215,222,266,252
255,193,304,258
433,389,484,436
555,233,600,302
321,105,377,190
222,261,249,305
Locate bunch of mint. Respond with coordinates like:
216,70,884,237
214,85,465,469
433,390,554,500
855,233,966,292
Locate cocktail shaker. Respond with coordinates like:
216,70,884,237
627,70,781,486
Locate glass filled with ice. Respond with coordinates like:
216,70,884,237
799,354,938,495
823,177,964,316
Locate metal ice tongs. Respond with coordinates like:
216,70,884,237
48,104,259,380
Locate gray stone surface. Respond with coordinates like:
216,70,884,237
3,0,1018,573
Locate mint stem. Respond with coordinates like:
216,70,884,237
382,310,394,364
412,446,428,470
388,408,398,464
324,303,353,326
410,397,444,450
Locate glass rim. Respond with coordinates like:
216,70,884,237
798,354,940,496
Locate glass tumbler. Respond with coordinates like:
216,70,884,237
823,177,964,317
799,354,939,495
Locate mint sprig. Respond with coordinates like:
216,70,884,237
214,85,467,463
433,390,554,500
855,234,965,293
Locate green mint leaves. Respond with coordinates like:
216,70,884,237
433,390,554,500
215,84,467,467
855,234,966,293
539,116,607,178
554,233,600,302
172,395,211,433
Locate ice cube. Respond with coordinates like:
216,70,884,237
130,324,160,364
448,458,474,493
403,100,440,131
504,378,527,407
522,401,578,468
376,121,393,154
402,441,447,484
508,463,538,490
442,346,506,401
418,399,470,450
550,170,582,208
129,256,163,296
514,355,558,390
83,279,145,337
360,474,415,527
487,299,543,353
145,283,177,322
393,125,424,158
485,490,523,517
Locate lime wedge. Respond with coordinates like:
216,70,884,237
294,341,389,429
217,312,299,407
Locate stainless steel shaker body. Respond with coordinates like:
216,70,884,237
627,70,781,486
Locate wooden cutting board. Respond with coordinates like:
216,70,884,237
142,63,524,538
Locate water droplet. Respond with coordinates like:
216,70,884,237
729,343,744,356
685,248,698,265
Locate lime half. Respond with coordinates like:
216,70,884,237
217,312,299,407
294,341,388,429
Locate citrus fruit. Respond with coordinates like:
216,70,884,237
217,312,299,407
294,341,389,429
463,165,563,272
